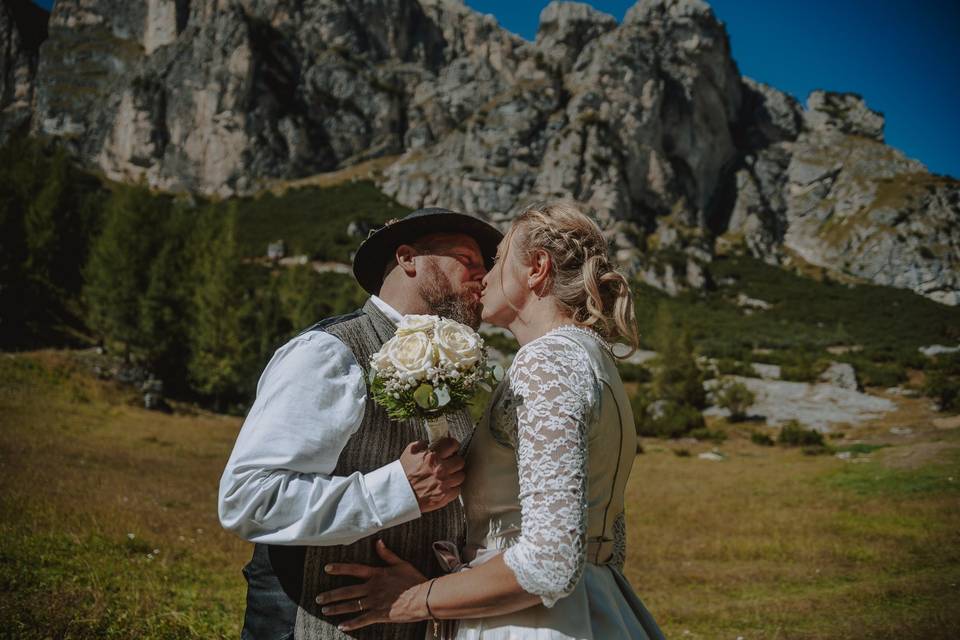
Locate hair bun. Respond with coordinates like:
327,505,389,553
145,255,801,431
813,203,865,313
510,201,640,356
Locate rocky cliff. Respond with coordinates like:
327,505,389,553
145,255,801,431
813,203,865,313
4,0,958,304
1,0,48,136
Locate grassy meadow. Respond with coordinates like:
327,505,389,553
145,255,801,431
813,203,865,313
2,141,959,637
2,350,958,639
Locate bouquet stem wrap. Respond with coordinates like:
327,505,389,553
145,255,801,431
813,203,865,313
425,414,449,445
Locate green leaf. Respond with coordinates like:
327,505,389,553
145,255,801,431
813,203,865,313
413,383,437,409
491,364,505,382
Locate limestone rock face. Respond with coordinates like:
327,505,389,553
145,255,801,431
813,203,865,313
535,1,617,73
31,0,463,195
726,85,960,305
3,0,958,305
804,90,885,141
0,0,48,138
382,0,743,241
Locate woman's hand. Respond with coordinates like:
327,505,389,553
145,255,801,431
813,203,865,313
316,539,430,631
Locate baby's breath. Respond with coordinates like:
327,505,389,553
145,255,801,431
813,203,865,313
369,316,499,421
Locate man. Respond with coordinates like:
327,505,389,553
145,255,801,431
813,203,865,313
218,208,502,640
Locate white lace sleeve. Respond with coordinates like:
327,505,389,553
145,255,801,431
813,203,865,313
502,335,598,608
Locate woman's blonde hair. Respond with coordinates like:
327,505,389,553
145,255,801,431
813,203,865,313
504,200,640,357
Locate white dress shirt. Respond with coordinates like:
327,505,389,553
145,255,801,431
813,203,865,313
218,296,420,545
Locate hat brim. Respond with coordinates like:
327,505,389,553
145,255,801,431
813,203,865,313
352,212,503,295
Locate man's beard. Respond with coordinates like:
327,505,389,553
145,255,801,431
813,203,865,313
417,258,483,329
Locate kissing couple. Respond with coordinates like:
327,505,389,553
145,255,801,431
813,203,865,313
218,201,666,639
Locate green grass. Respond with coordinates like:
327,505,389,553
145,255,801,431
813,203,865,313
227,181,410,261
834,443,890,455
823,446,960,497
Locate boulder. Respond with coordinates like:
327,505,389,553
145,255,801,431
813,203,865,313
704,375,896,431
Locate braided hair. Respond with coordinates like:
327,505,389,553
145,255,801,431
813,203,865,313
505,200,640,357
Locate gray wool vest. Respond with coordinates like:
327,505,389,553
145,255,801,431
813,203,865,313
294,298,473,640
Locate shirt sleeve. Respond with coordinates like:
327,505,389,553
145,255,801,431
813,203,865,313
217,331,421,545
502,336,597,607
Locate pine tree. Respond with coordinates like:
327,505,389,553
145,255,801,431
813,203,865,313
83,184,170,356
254,273,290,367
651,305,706,409
138,204,195,391
634,304,706,437
23,161,61,288
188,205,253,410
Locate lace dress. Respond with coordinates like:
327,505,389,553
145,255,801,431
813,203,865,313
453,327,665,639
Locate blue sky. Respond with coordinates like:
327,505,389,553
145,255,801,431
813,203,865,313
31,0,958,178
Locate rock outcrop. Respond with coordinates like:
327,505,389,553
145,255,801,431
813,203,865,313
725,85,960,305
383,0,742,242
3,0,958,304
1,0,48,137
705,375,896,431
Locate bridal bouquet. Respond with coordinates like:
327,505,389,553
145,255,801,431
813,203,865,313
369,314,503,442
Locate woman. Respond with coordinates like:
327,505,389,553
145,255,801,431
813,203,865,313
316,201,665,639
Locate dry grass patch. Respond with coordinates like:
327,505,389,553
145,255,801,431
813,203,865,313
625,429,960,639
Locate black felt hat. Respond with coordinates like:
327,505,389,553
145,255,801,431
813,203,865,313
352,207,504,295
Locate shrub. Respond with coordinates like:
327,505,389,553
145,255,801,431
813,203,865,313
673,448,691,457
634,396,705,438
716,358,755,377
715,380,756,421
802,445,832,455
618,362,652,383
836,357,907,388
780,360,825,383
691,427,727,443
750,431,775,446
920,352,960,412
777,421,826,447
923,370,960,412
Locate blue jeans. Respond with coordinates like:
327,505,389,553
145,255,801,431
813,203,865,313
240,544,305,640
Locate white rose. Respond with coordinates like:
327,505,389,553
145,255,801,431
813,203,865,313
370,348,392,373
396,314,438,336
385,332,435,380
435,319,482,369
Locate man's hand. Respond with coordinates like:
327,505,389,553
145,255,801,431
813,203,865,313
317,539,429,630
398,437,464,513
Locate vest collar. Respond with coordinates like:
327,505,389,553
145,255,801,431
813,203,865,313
362,297,398,345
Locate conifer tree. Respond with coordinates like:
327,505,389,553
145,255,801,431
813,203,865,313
83,184,169,356
254,273,290,368
651,305,706,409
138,204,195,390
633,304,706,437
188,205,253,410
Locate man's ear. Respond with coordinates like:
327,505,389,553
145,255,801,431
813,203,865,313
395,244,418,276
528,249,552,292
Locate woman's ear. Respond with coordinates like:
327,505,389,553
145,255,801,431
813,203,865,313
527,248,552,294
395,244,418,276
